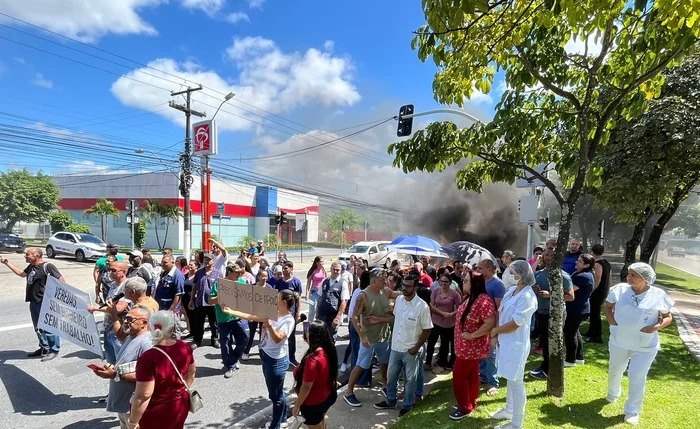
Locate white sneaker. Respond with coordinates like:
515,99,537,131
624,414,640,425
235,361,241,369
605,395,618,403
340,363,348,373
494,424,518,429
575,359,585,364
490,408,513,420
241,353,249,361
564,361,577,367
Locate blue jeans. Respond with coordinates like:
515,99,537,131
349,322,372,386
307,288,320,321
261,350,289,429
386,348,422,410
104,330,122,364
480,345,499,388
219,319,249,369
29,301,60,353
244,321,259,354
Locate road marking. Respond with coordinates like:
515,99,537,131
0,322,33,332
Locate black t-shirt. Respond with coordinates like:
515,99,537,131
23,263,61,303
594,258,612,296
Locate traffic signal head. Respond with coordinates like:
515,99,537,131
539,217,549,231
597,220,605,239
274,215,281,225
280,211,288,224
397,104,414,137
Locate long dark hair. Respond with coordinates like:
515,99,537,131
460,272,490,328
294,320,338,393
578,253,595,272
306,256,325,279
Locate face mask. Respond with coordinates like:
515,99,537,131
503,270,518,288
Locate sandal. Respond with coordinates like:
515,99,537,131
486,386,499,396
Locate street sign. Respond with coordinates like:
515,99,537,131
518,195,538,223
126,215,140,224
296,214,306,231
193,120,218,156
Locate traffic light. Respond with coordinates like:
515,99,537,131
280,211,288,224
274,215,281,225
397,104,414,137
538,217,549,231
597,220,605,239
179,173,187,197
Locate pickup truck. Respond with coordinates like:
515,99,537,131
338,241,398,268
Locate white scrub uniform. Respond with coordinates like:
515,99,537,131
606,283,674,416
496,285,538,381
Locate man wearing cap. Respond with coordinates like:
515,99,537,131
126,250,152,284
208,238,229,273
189,252,222,349
154,254,185,312
94,244,124,304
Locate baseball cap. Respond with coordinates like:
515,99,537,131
203,252,216,260
274,266,283,273
107,243,118,249
127,250,143,258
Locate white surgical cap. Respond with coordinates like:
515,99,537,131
628,262,656,285
509,260,536,287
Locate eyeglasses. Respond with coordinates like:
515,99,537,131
108,268,124,273
124,316,146,323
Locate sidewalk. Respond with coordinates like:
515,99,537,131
662,287,700,362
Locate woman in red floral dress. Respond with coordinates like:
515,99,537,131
450,271,497,420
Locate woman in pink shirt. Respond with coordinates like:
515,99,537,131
304,256,327,339
426,274,462,373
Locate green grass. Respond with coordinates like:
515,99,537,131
654,263,700,294
393,321,700,428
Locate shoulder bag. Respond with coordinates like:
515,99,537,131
152,346,204,413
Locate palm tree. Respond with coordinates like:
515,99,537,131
142,199,182,250
84,198,119,241
142,199,163,250
160,203,183,248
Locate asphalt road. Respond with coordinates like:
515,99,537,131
0,248,344,429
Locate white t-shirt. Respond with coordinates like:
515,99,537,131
342,270,354,290
213,254,228,273
348,288,363,318
606,283,674,352
259,313,295,359
391,295,432,353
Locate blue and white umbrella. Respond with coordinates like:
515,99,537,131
387,234,449,258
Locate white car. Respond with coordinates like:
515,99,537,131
46,232,108,262
338,241,398,268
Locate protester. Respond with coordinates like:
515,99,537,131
88,261,131,364
605,262,674,426
189,253,222,349
208,238,229,272
426,273,461,373
339,267,371,382
250,252,261,277
584,244,611,344
450,271,497,420
565,253,595,366
292,320,339,429
562,238,582,275
121,277,159,315
274,261,303,366
315,261,350,340
154,255,185,311
222,290,297,429
243,269,271,360
499,250,516,278
343,268,392,407
527,247,544,271
91,305,153,429
475,259,505,396
489,260,538,429
305,256,327,339
127,250,153,286
175,256,189,275
374,273,432,417
1,248,64,361
127,311,196,429
181,260,198,337
94,244,124,303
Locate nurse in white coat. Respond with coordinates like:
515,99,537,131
489,260,538,429
605,262,674,426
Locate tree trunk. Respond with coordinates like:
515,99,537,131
163,219,170,249
624,208,652,266
153,218,162,250
640,186,690,262
2,220,17,234
546,201,576,397
101,215,107,241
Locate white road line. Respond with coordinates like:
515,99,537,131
0,322,33,332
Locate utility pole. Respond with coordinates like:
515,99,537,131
169,86,204,259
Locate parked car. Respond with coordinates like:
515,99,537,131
46,232,107,262
667,246,687,257
338,241,398,268
0,233,25,253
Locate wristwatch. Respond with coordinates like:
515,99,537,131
114,366,121,382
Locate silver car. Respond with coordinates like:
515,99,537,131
46,232,107,262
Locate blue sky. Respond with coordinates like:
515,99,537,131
0,0,502,214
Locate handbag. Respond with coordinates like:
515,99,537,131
152,346,204,413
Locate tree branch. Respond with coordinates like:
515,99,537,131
516,47,582,110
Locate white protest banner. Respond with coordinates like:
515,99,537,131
218,279,278,320
38,277,102,357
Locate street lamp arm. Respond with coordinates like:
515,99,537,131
395,108,484,124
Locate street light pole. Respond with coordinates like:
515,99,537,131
170,86,205,259
201,92,234,251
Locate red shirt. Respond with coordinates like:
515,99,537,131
294,348,332,406
419,273,433,288
454,294,497,360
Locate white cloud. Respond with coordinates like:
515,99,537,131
225,12,250,24
32,73,53,89
248,0,265,9
323,40,335,52
111,38,360,132
63,160,132,175
564,34,603,57
180,0,224,15
0,0,162,43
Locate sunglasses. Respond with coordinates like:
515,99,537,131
108,268,124,273
124,316,146,323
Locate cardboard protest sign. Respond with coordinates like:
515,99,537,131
38,277,102,358
217,279,278,320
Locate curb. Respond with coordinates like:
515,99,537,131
671,307,700,363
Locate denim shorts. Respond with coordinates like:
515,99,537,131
356,339,390,369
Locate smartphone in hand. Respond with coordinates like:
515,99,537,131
87,363,102,371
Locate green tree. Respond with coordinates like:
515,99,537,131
134,219,147,248
596,53,700,264
83,198,119,242
322,208,362,244
142,199,182,250
48,210,75,233
65,223,92,234
0,170,59,233
389,1,699,396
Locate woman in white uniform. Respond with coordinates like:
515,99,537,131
605,262,674,426
489,260,538,429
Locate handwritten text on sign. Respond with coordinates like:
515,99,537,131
38,277,102,357
217,279,279,320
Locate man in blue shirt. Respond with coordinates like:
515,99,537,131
274,260,302,365
475,259,506,395
562,238,582,275
154,255,184,312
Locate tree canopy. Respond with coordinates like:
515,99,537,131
0,170,59,233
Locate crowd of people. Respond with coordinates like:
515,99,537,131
0,234,677,428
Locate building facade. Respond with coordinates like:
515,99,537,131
53,173,319,250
